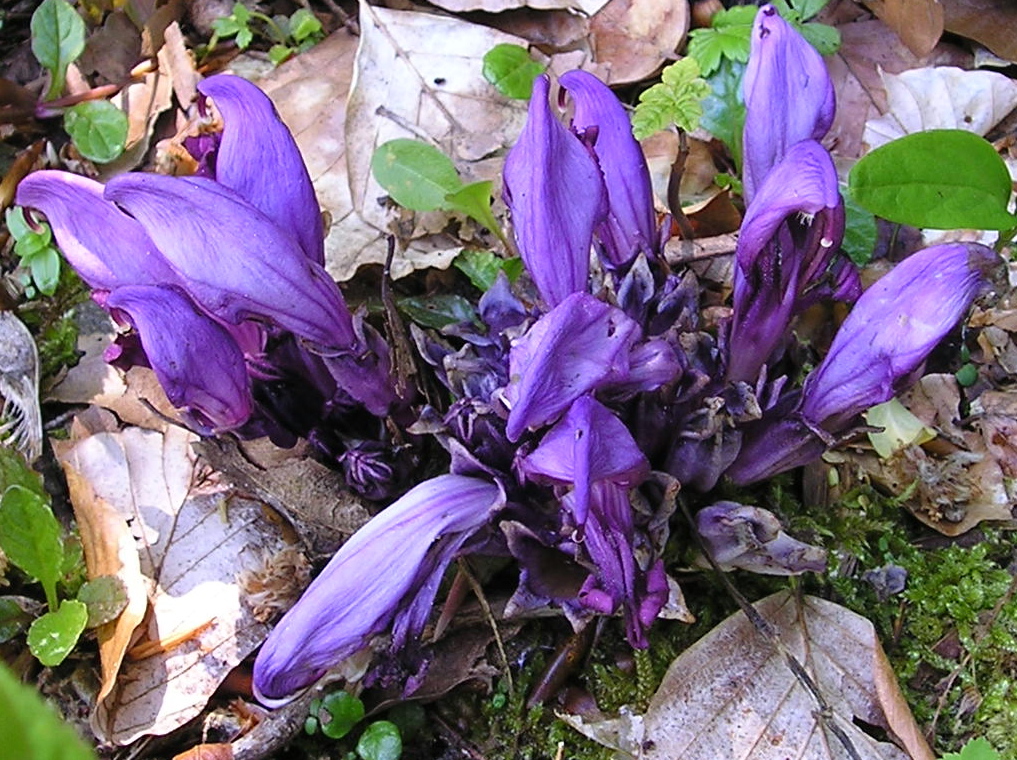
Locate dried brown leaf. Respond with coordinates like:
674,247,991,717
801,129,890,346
864,0,944,57
942,0,1017,63
426,0,608,17
172,744,234,760
589,0,690,84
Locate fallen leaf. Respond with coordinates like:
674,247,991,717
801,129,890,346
864,0,944,57
425,0,608,17
862,66,1017,150
172,744,234,760
569,591,932,759
942,0,1017,63
484,9,591,49
588,0,690,84
60,427,299,744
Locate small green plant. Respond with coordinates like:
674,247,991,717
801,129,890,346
208,3,325,65
0,661,96,759
770,0,841,55
6,207,61,297
685,4,757,76
942,738,1001,759
0,448,126,666
631,57,710,140
305,689,403,759
482,44,546,100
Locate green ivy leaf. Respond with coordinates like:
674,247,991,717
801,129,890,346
632,58,710,140
30,0,85,99
454,250,522,291
397,294,478,329
0,661,97,759
371,139,463,212
64,100,129,164
482,44,546,100
942,738,1002,760
356,720,402,760
77,575,128,628
848,130,1017,231
841,184,878,266
0,485,64,611
316,690,365,740
685,5,756,76
27,600,88,666
30,248,61,296
700,59,746,170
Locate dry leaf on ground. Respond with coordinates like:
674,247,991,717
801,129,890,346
942,0,1017,63
863,66,1017,150
588,0,689,85
426,0,609,18
566,591,932,759
60,427,301,744
863,0,944,57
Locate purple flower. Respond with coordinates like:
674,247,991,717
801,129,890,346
728,242,998,484
560,70,658,269
503,75,606,307
742,4,835,202
253,474,503,704
726,140,854,383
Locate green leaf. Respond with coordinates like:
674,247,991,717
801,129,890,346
397,294,478,329
356,720,402,760
942,738,1002,760
685,5,755,76
0,597,33,644
77,575,128,628
482,44,546,100
371,139,463,212
236,25,254,49
64,100,129,164
848,130,1017,231
0,446,47,500
841,184,878,266
269,44,294,66
700,59,746,170
444,180,501,235
797,21,841,55
30,0,85,99
0,485,64,611
632,58,710,139
454,250,522,291
316,690,365,740
0,661,97,759
289,8,324,43
30,248,61,296
790,0,830,20
27,600,88,666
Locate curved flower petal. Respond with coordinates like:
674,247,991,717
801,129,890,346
560,70,657,269
198,75,325,266
15,171,179,290
503,75,606,307
801,242,997,429
105,285,253,432
505,292,640,441
253,474,503,704
742,4,835,200
104,173,355,350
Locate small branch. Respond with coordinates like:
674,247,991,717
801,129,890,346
667,130,696,241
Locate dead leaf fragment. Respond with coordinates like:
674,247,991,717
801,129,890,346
864,0,944,57
942,0,1017,63
172,744,234,760
426,0,609,16
588,0,690,84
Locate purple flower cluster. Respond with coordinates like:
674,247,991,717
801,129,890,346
18,5,997,706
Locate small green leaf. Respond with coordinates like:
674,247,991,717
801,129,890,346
371,139,463,212
848,130,1017,231
0,446,47,499
482,44,546,100
30,248,61,296
445,180,501,234
0,597,33,643
356,720,402,760
269,44,294,66
317,690,365,740
955,363,978,387
397,294,478,329
789,0,831,21
27,600,88,666
841,184,878,266
64,100,129,164
700,59,746,170
454,250,522,291
797,21,841,55
289,8,323,43
942,738,1002,760
0,661,97,759
0,485,64,611
685,5,756,76
864,398,936,459
77,576,128,628
236,25,254,49
30,0,86,99
632,58,710,139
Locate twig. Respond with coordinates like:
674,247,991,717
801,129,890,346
232,688,319,760
667,130,696,242
457,557,514,696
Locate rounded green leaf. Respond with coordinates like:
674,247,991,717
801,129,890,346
848,130,1017,231
64,100,129,164
77,575,128,628
30,0,85,98
482,44,546,100
356,720,402,760
371,139,462,212
27,600,88,666
317,690,365,739
397,294,478,329
0,485,64,609
30,248,61,296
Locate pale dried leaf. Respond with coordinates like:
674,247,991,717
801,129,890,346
60,427,297,744
172,744,234,760
863,66,1017,150
427,0,608,17
588,0,689,84
865,0,944,57
162,21,199,108
640,591,932,760
62,466,148,707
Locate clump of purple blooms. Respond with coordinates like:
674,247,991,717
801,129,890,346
19,5,997,705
